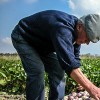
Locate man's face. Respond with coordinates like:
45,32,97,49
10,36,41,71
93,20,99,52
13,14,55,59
76,23,90,45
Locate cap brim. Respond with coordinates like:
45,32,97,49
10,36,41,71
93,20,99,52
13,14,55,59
90,38,99,43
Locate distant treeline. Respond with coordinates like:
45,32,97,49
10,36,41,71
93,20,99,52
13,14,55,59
0,53,100,58
0,53,18,56
81,53,100,58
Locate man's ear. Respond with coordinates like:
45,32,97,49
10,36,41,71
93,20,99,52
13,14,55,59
76,23,83,31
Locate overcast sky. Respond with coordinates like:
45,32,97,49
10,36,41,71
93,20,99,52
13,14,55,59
0,0,100,55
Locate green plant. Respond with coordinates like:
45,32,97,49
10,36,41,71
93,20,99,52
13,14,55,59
0,56,100,95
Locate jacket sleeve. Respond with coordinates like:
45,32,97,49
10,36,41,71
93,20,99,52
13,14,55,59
50,23,81,76
73,43,81,62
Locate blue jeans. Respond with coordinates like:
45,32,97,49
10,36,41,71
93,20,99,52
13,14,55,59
11,26,66,100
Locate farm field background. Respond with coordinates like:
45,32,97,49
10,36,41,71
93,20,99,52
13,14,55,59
0,54,100,99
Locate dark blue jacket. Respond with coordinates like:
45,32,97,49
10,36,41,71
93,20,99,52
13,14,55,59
15,10,81,76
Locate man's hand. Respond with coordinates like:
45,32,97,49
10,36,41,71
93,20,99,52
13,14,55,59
89,87,100,100
77,84,85,91
70,68,100,100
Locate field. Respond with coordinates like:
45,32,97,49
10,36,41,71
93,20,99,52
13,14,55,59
0,54,100,100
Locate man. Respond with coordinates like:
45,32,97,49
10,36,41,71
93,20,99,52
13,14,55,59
11,10,100,100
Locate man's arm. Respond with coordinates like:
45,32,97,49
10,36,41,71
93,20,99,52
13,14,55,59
70,68,100,100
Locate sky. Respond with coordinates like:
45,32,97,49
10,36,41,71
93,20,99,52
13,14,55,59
0,0,100,55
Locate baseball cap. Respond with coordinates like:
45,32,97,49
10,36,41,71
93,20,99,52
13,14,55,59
79,14,100,43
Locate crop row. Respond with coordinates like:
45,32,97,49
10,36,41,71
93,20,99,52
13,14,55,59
0,57,100,94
